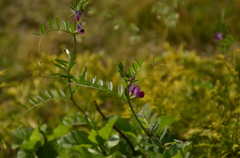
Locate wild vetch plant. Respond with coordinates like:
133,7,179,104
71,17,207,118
11,0,191,157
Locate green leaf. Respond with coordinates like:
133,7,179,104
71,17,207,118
56,18,61,30
61,74,74,78
30,128,43,142
107,82,113,91
58,130,92,148
20,104,28,110
54,63,66,71
16,149,34,158
88,129,99,144
132,63,138,72
118,85,124,96
40,24,45,34
90,75,97,84
159,126,168,142
80,66,88,81
50,73,61,76
135,58,143,66
29,98,38,105
150,113,157,127
141,103,149,115
36,139,69,158
49,17,53,30
56,88,65,97
11,127,33,146
66,21,70,31
99,116,118,141
157,116,178,134
62,21,67,30
39,92,47,101
55,59,69,67
48,125,70,141
107,135,120,149
32,33,42,36
115,117,137,136
45,90,54,99
20,140,41,152
98,80,103,86
70,51,75,61
145,109,152,120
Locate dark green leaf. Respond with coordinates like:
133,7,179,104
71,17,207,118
11,127,33,145
67,62,76,71
20,104,28,110
29,98,38,105
50,73,61,76
58,130,92,148
39,92,47,101
61,74,73,78
56,88,65,97
55,59,69,67
54,63,66,71
159,126,168,142
16,149,34,158
132,63,138,72
32,33,43,36
45,90,54,99
49,17,53,30
56,18,61,30
40,24,45,34
66,21,70,31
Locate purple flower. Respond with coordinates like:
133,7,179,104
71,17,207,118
77,23,84,34
129,85,145,98
74,10,82,21
215,32,223,41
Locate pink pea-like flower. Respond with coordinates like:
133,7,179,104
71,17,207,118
74,10,82,21
77,23,84,34
215,32,223,41
129,85,145,98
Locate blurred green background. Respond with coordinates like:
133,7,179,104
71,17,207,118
1,0,240,157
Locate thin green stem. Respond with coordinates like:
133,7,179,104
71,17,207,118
126,88,149,136
66,20,86,116
68,81,86,117
94,101,137,156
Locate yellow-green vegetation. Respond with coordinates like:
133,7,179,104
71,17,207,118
1,0,240,157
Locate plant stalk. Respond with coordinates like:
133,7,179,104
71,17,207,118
94,101,138,156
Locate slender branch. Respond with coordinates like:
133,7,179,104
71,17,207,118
125,88,149,136
66,23,86,116
68,82,86,117
94,101,138,156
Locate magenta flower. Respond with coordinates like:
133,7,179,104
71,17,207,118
74,10,82,21
77,23,84,34
215,32,223,41
129,85,145,98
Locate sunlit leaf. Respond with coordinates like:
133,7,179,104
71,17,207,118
58,130,92,148
107,82,113,91
118,85,123,96
98,80,103,86
99,116,118,141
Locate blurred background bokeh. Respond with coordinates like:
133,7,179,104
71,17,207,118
1,0,240,157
